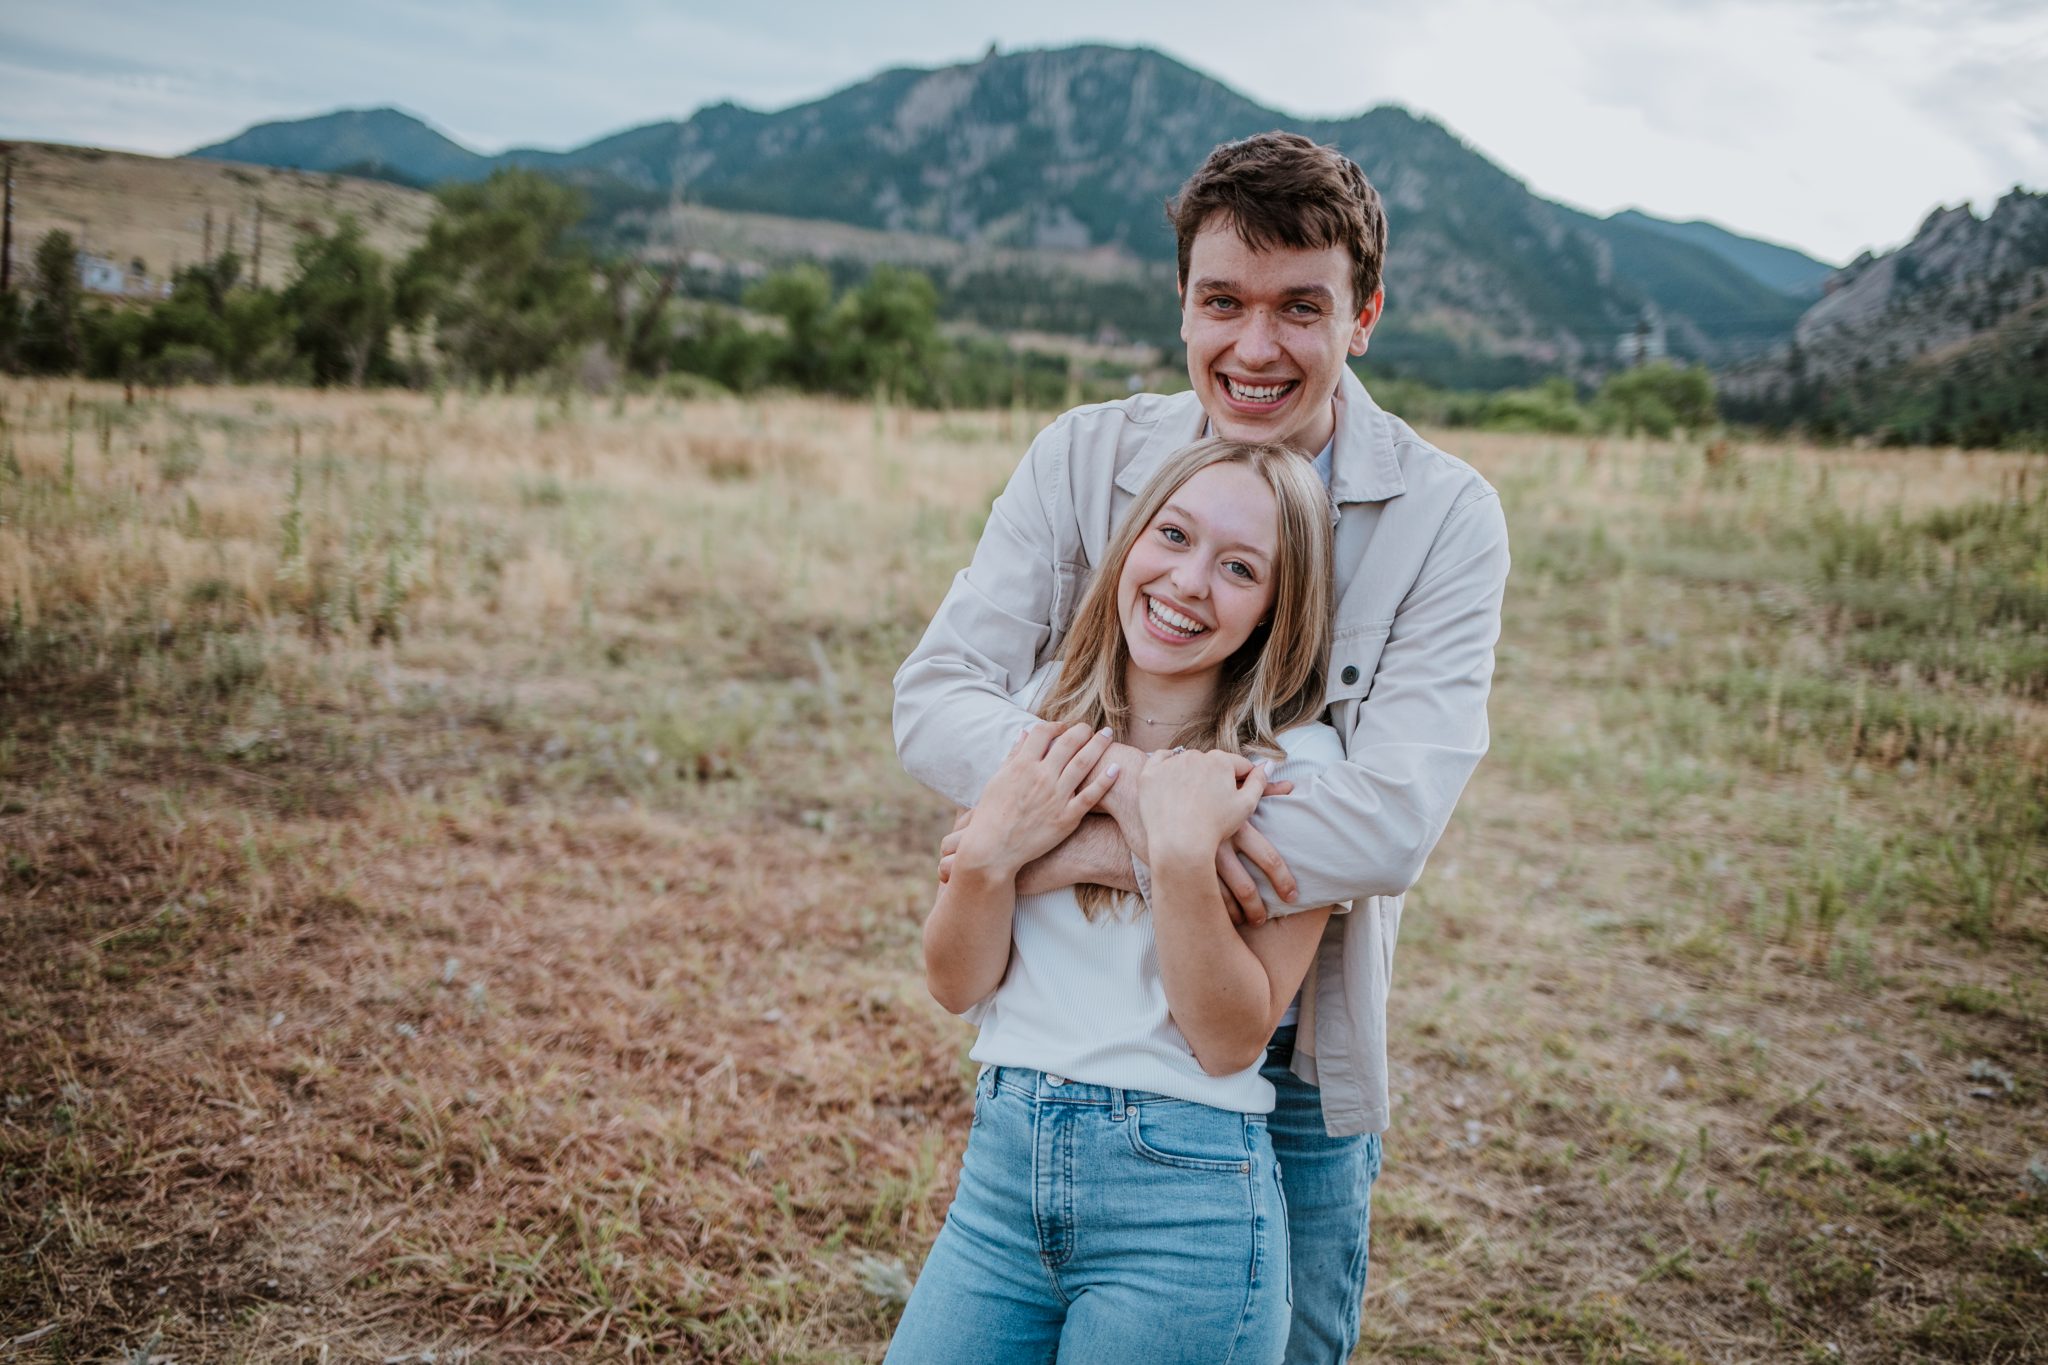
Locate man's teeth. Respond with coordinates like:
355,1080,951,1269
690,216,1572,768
1147,597,1206,636
1226,377,1292,402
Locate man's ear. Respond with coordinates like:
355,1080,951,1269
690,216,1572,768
1349,287,1385,358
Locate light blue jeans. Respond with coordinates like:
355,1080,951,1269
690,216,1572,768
1263,1025,1385,1365
885,1064,1291,1364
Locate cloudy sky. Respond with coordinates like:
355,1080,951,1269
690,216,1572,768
4,0,2043,264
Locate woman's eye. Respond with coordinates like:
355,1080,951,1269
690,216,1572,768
1226,561,1255,580
1160,526,1187,545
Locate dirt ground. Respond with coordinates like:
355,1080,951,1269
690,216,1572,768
1,382,2043,1361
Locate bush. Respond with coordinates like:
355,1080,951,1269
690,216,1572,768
144,344,222,386
1596,362,1717,436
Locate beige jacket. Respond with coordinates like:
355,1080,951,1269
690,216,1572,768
893,367,1510,1135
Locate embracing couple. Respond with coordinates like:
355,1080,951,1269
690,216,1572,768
886,132,1510,1364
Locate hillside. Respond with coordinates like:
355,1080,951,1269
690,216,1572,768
1722,188,2048,443
181,45,1814,385
1,141,436,293
191,107,489,187
1606,209,1834,299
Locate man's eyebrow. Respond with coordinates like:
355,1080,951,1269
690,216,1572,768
1188,277,1337,305
1160,502,1272,559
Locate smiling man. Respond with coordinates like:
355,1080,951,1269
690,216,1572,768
894,131,1510,1364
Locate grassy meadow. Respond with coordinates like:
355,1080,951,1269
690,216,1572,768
0,379,2043,1362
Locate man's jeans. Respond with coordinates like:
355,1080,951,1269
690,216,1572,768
886,1064,1291,1364
1265,1025,1385,1365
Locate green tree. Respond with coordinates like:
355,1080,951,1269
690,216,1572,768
24,230,83,372
829,265,941,401
1597,362,1717,437
0,287,22,373
284,219,392,386
397,170,607,382
743,264,834,390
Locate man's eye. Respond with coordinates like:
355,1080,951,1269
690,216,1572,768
1205,296,1238,311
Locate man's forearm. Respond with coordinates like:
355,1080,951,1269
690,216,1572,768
1015,815,1137,897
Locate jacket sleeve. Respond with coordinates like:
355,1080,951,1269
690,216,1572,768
1249,487,1510,912
893,420,1073,807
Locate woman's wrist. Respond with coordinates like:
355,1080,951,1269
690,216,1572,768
949,843,1022,887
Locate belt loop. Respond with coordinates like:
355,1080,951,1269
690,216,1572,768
1111,1087,1127,1121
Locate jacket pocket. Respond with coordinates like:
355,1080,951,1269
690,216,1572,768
1044,561,1086,664
1324,619,1393,706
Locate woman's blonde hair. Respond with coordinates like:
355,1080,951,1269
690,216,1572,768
1036,437,1335,913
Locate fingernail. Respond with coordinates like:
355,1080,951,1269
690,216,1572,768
1256,759,1276,777
1104,764,1120,781
1098,726,1113,737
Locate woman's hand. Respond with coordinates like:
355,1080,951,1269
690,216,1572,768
951,721,1120,881
1137,748,1270,871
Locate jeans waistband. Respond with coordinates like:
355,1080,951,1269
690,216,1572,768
979,1064,1214,1115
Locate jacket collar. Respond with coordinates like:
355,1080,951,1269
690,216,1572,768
1113,366,1408,506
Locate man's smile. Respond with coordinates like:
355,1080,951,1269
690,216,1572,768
1220,374,1299,409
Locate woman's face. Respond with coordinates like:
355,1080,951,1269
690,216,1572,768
1116,461,1282,687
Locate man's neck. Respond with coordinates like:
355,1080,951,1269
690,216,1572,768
1202,396,1338,457
1287,397,1339,458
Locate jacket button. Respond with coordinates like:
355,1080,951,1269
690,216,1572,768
1341,665,1360,686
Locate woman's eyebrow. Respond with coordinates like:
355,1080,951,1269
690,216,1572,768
1161,502,1272,560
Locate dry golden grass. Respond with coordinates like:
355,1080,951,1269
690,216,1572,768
3,143,436,289
1,379,2043,1362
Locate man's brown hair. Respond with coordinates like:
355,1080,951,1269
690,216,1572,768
1169,131,1388,314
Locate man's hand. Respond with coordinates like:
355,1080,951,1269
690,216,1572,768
936,807,974,885
1216,823,1298,928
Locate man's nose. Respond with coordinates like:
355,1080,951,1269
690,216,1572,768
1236,310,1282,364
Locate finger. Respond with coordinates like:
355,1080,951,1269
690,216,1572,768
952,808,974,832
1070,760,1121,816
940,828,965,858
1043,720,1097,772
1060,726,1115,789
1231,756,1280,790
1216,845,1264,927
938,852,954,884
1264,779,1294,797
1025,719,1064,759
1232,823,1297,904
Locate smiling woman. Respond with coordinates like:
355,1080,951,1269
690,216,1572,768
888,437,1338,1363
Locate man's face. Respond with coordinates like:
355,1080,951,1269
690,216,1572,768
1179,215,1382,453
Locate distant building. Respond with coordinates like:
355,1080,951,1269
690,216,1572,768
1616,312,1668,366
79,254,126,294
75,252,169,300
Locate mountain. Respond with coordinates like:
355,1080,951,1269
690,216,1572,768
1721,188,2048,444
1576,211,1810,356
185,46,1815,384
1606,210,1834,299
191,107,491,186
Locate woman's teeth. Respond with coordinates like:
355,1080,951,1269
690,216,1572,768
1147,596,1206,637
1225,377,1292,403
